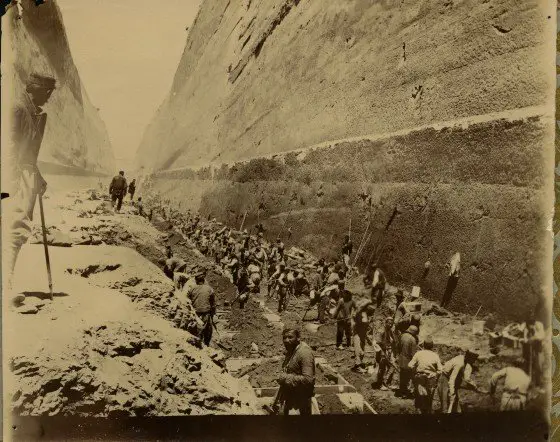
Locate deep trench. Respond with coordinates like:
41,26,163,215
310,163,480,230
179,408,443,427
130,194,542,415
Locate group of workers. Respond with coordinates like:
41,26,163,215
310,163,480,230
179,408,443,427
134,198,546,416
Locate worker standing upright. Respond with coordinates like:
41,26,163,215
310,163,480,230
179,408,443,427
353,300,375,372
187,271,216,346
332,289,356,350
128,178,136,200
109,170,127,213
441,251,460,308
408,336,442,413
520,315,545,388
275,328,316,415
341,234,353,276
3,73,55,307
396,325,418,398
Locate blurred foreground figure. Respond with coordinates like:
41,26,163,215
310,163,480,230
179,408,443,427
3,72,55,305
490,359,530,411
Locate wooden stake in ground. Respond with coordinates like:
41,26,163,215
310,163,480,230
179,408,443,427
239,210,248,231
38,194,53,300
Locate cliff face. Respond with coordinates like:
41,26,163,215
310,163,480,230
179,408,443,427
137,0,555,320
2,0,115,176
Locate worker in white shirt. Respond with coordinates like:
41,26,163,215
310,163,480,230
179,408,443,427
489,359,531,411
408,336,443,413
441,251,460,308
436,349,483,413
520,315,545,387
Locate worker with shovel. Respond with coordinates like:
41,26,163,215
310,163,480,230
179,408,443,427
3,73,56,308
436,349,481,413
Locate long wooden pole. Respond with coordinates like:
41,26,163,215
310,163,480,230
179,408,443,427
239,210,248,231
38,195,53,300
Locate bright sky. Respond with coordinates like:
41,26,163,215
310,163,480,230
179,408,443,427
58,0,201,170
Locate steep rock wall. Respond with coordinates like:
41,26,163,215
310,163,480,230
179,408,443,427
2,0,115,176
137,0,555,320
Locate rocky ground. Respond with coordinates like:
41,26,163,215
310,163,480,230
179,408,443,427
6,181,548,417
5,185,261,417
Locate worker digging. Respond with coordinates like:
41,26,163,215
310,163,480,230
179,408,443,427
2,1,554,439
30,185,540,416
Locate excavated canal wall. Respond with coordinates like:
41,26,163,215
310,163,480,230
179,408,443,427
1,0,115,178
136,0,556,321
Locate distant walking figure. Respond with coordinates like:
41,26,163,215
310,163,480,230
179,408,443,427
441,252,460,308
128,179,136,200
109,170,127,212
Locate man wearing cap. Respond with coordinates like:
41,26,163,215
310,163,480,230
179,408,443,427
489,358,531,411
436,349,480,413
408,336,443,413
109,171,127,213
397,325,418,398
187,272,216,346
274,328,315,415
4,72,55,305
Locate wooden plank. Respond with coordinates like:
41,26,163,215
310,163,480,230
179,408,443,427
254,384,357,398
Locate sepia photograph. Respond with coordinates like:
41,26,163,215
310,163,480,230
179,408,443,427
1,0,557,440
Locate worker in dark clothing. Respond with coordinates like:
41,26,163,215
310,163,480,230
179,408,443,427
187,272,216,346
370,264,387,308
293,269,310,297
128,179,136,200
397,325,418,398
109,171,127,212
276,265,289,313
376,317,397,390
332,290,356,349
236,265,250,309
136,197,144,217
274,328,315,415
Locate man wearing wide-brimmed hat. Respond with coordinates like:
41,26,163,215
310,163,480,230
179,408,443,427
436,349,481,413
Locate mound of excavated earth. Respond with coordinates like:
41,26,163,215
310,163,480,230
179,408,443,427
5,188,261,416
